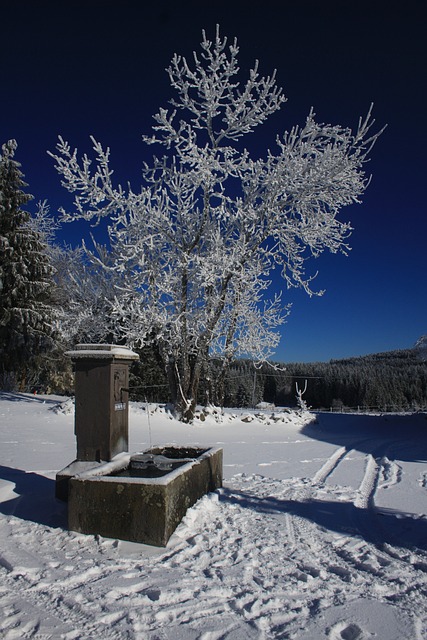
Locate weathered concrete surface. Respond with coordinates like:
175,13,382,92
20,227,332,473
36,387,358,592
55,454,130,501
68,447,223,546
56,460,102,502
66,344,138,462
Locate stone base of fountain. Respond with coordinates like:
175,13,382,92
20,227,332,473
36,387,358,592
65,446,223,547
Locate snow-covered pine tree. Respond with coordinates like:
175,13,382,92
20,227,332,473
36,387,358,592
0,140,55,390
50,27,384,421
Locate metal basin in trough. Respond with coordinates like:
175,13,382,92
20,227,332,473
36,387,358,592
68,446,223,547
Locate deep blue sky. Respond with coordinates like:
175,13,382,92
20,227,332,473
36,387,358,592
2,0,426,362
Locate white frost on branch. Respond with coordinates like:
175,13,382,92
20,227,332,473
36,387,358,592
49,26,384,420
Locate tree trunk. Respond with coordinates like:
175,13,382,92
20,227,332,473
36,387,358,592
165,355,178,407
167,348,207,422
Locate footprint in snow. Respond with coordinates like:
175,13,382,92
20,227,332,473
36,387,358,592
329,621,365,640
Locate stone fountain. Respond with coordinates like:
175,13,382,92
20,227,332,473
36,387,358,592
56,344,223,546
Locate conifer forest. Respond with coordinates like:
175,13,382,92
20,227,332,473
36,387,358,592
129,345,427,412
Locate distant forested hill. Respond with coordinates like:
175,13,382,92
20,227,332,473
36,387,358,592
222,348,427,411
131,343,427,411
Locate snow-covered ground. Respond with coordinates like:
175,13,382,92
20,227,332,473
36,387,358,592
0,393,426,639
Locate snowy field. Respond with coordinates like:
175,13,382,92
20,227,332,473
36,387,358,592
0,393,426,639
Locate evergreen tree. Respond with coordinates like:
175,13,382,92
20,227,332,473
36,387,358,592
0,140,55,390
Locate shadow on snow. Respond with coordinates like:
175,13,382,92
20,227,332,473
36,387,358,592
0,391,61,405
220,488,427,552
1,462,425,553
0,465,67,529
302,411,427,462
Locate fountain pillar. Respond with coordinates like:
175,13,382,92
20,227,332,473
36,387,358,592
55,344,139,500
67,344,139,461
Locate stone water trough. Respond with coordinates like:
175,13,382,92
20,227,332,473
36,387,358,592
67,446,223,547
56,344,223,547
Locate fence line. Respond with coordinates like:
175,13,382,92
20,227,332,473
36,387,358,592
320,404,427,414
125,382,426,414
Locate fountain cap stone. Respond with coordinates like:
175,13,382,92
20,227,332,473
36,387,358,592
66,343,139,361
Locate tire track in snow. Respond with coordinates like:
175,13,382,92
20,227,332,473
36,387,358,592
354,438,407,511
225,474,425,639
352,439,412,551
312,446,348,485
289,438,419,597
355,453,380,510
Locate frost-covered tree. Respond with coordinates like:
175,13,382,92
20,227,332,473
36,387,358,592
0,141,55,389
50,27,383,420
55,240,124,346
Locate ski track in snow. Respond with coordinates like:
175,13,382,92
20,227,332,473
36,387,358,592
1,404,427,639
